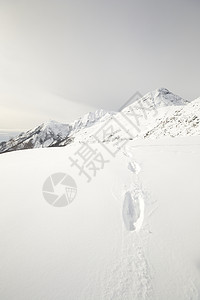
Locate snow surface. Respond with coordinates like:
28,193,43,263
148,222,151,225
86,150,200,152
0,136,200,299
1,88,200,299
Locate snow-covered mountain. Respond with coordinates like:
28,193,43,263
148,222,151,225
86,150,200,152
115,87,190,139
66,88,192,145
0,110,109,154
0,121,71,153
0,88,199,154
71,109,109,131
122,88,188,113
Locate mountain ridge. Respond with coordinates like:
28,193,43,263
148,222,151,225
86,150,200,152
0,88,198,154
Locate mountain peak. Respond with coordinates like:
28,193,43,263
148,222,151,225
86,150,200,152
155,87,170,94
41,120,70,133
141,88,188,108
121,88,189,113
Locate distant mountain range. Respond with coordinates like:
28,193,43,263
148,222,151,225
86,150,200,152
0,131,22,143
0,88,199,154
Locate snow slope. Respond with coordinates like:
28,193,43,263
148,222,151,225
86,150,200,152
144,97,200,138
0,136,200,299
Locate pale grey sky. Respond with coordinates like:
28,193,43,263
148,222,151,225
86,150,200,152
0,0,199,129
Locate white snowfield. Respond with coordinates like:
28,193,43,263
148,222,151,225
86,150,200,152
0,135,200,300
1,88,200,299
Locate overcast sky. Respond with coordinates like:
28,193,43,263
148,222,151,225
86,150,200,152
0,0,199,130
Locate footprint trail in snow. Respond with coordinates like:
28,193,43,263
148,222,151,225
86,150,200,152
102,146,154,300
122,150,145,232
